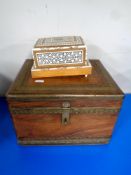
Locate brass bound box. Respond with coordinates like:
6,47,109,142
7,59,124,145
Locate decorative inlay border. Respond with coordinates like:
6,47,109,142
11,107,119,115
36,50,83,66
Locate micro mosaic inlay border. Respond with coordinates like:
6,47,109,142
36,50,83,66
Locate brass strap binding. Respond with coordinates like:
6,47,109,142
62,102,70,125
10,107,119,115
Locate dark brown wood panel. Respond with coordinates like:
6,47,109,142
13,113,117,139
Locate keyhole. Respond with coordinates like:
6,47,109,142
64,118,67,125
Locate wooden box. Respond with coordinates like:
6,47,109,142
33,36,88,68
6,59,124,145
31,36,92,78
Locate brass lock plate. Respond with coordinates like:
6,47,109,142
62,102,71,125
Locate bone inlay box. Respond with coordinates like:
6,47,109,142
33,36,88,68
31,36,92,78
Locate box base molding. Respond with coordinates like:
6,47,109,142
31,61,92,78
18,137,110,145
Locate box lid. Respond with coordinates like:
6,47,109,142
7,59,124,99
34,36,85,48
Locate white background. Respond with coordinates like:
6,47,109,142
0,0,131,95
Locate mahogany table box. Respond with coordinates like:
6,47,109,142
6,59,124,145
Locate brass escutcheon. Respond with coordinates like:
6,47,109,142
62,102,71,125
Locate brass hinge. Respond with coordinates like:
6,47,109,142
62,102,70,125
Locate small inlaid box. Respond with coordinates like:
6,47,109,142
31,36,92,78
33,36,88,68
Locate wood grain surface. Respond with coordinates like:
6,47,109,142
13,113,117,139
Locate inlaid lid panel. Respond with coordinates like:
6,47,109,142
35,36,84,48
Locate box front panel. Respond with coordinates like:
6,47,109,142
12,113,117,140
9,97,122,145
33,48,86,69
